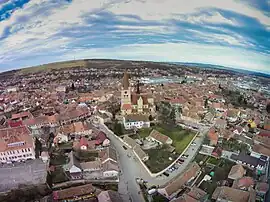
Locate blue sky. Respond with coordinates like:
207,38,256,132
0,0,269,73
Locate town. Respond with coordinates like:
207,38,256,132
0,59,270,202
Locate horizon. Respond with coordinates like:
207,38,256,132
1,58,269,76
0,0,269,73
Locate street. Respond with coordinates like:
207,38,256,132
99,123,208,202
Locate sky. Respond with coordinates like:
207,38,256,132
0,0,269,73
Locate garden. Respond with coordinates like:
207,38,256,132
139,124,196,154
144,145,179,173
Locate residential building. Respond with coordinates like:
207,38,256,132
133,144,149,162
208,128,218,146
212,186,252,202
53,184,96,201
98,190,123,202
63,151,82,180
147,129,173,145
228,165,246,180
158,163,200,199
231,153,266,172
123,114,150,130
255,182,269,196
0,126,35,163
232,177,255,190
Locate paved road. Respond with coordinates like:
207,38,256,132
100,123,208,201
99,124,145,202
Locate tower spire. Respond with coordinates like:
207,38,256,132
136,80,140,94
123,70,129,90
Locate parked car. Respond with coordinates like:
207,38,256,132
123,145,127,150
163,172,170,177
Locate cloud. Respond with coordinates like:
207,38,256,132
0,0,269,73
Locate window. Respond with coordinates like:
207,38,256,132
28,148,30,152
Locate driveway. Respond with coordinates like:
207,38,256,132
99,123,208,201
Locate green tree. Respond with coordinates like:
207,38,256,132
113,122,123,136
267,103,270,114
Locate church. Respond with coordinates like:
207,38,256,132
120,71,155,116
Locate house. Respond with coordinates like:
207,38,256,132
123,135,137,149
123,114,150,130
133,144,149,162
233,126,244,135
228,165,246,180
95,131,109,146
63,151,82,180
212,186,251,202
214,119,227,129
263,118,270,131
208,128,218,146
211,146,222,158
171,194,199,202
40,151,49,163
226,109,240,122
102,159,119,178
0,126,36,163
99,146,118,164
11,111,33,121
158,163,200,199
255,182,269,196
54,132,68,144
73,137,96,151
53,184,96,201
186,186,208,201
231,153,266,172
147,129,173,145
98,190,123,202
232,177,255,190
258,129,270,138
80,160,101,172
251,144,270,158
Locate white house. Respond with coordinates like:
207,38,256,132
123,114,150,130
0,126,36,164
147,129,173,145
102,160,119,178
40,151,49,163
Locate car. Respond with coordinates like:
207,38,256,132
191,142,196,146
123,145,127,150
163,172,170,177
179,158,185,162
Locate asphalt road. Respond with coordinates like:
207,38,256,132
99,123,145,202
99,123,209,202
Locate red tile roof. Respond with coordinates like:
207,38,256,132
121,103,132,110
0,126,33,152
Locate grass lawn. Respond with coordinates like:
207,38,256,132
207,157,221,165
139,124,196,154
194,154,208,164
145,145,178,173
50,167,69,184
75,150,98,162
50,153,68,166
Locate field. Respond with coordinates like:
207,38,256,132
139,124,196,154
18,60,88,74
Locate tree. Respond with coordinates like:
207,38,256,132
267,103,270,114
113,122,123,136
71,83,75,91
169,108,176,124
149,115,154,121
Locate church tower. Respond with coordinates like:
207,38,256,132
121,71,132,115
